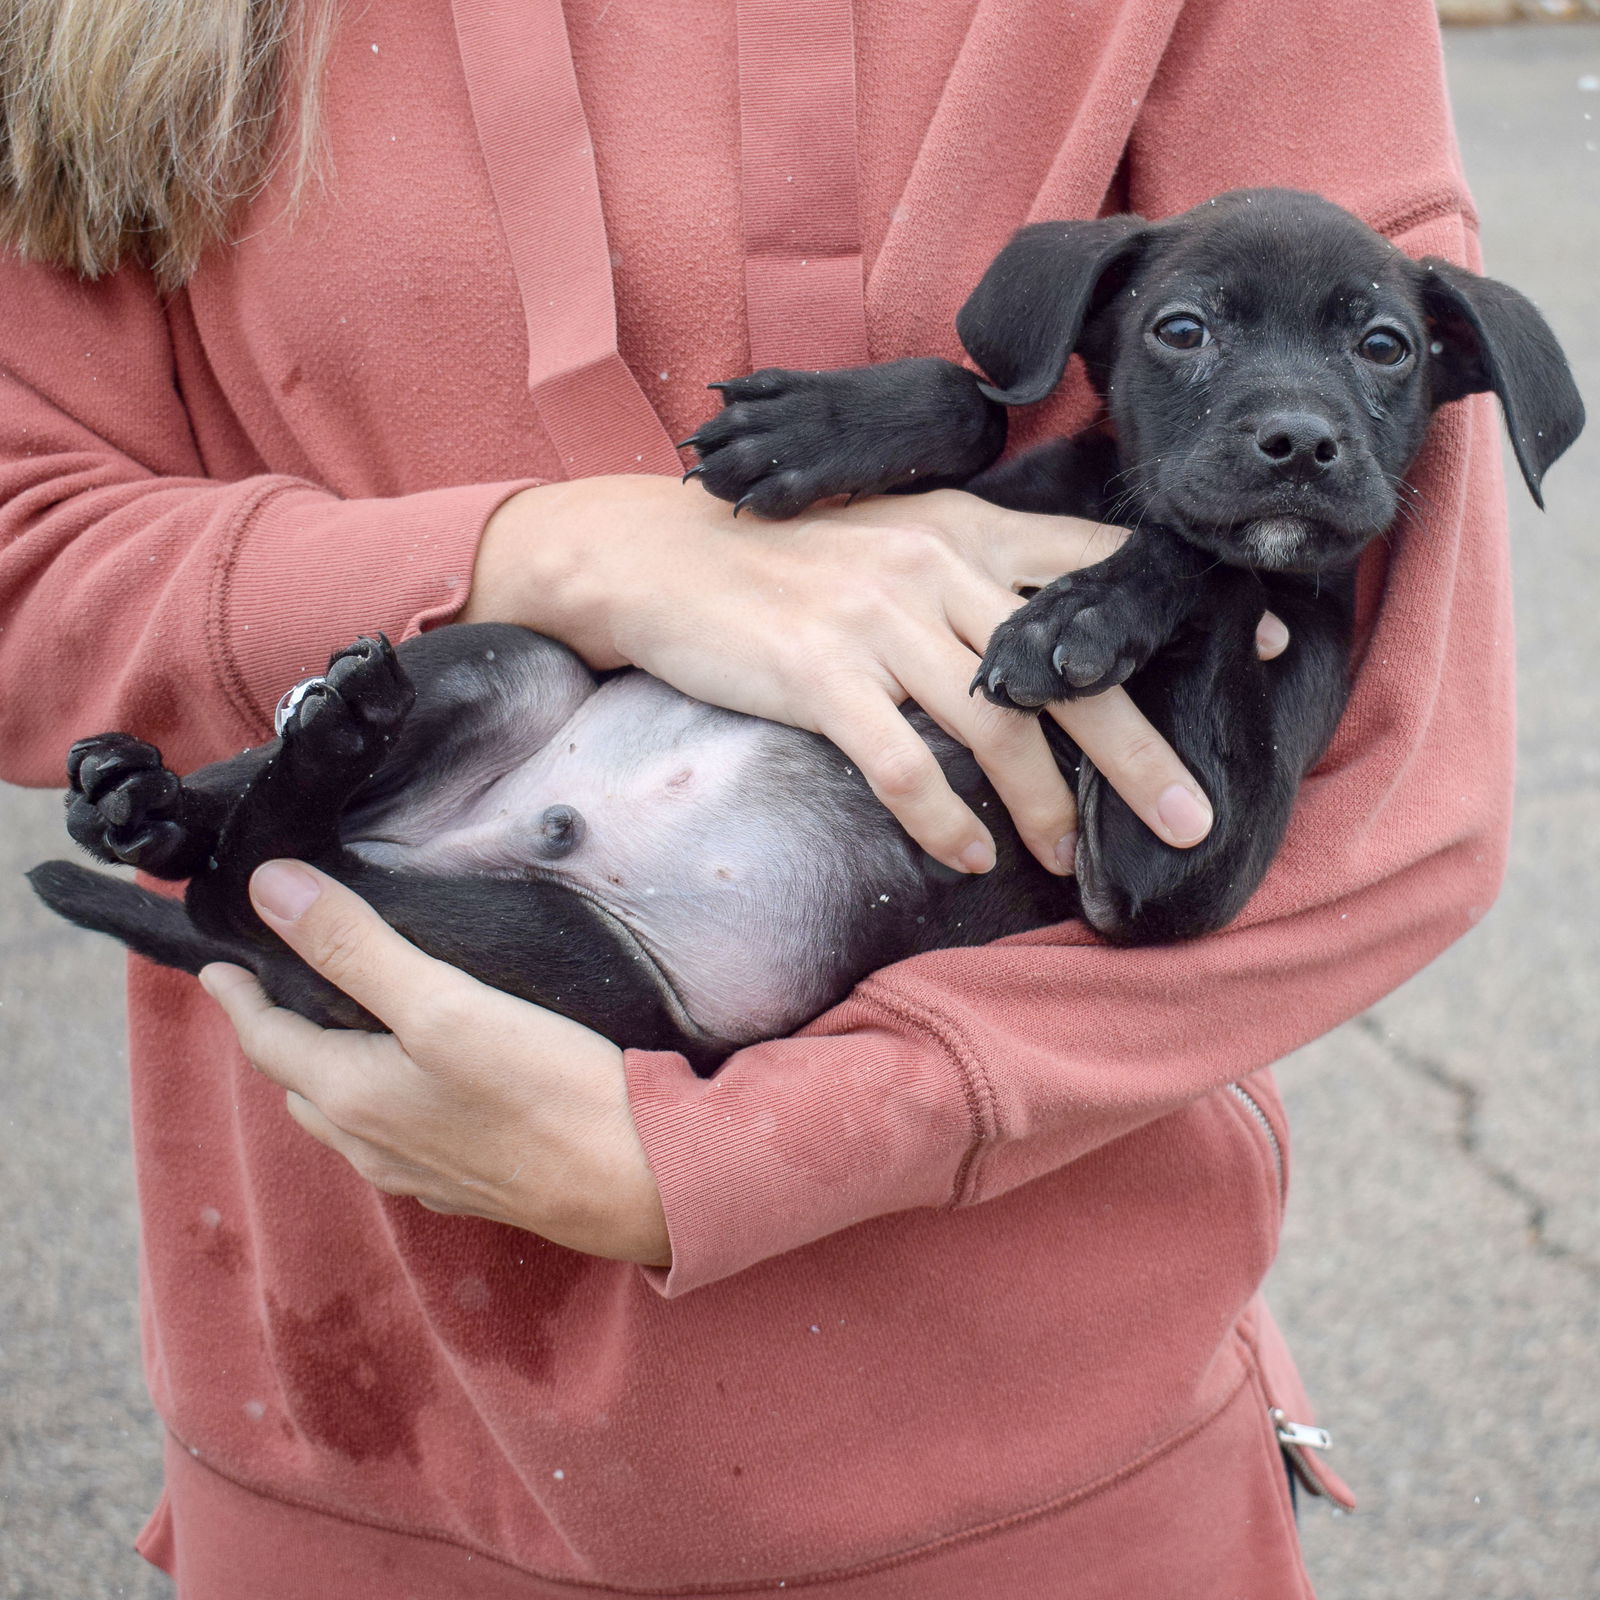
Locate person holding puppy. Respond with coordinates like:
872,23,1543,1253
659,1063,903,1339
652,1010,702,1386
0,1,1510,1594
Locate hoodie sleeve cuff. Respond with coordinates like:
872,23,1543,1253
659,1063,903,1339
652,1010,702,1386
216,478,539,735
623,990,985,1298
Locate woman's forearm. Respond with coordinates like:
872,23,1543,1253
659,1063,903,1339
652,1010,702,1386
457,474,1223,873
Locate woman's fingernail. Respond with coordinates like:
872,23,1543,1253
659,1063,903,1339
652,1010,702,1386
1256,613,1290,657
1156,784,1212,844
251,860,322,922
1054,831,1079,874
959,838,997,874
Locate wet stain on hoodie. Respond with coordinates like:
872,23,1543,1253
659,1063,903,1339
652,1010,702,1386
187,1206,250,1276
388,1203,594,1381
267,1290,436,1464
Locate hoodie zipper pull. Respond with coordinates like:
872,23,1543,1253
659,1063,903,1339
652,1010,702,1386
1272,1406,1340,1501
1271,1410,1333,1453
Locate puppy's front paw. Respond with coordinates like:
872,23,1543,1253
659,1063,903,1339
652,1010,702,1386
977,573,1162,710
682,369,869,519
278,635,414,759
65,733,188,871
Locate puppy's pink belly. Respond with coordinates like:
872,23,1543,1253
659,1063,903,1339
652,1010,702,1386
347,673,915,1044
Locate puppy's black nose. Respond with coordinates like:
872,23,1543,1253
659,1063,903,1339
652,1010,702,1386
1253,413,1340,479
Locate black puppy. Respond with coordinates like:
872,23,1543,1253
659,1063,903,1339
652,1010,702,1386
30,190,1581,1069
686,187,1582,932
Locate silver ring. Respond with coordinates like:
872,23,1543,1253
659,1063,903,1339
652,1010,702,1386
273,676,327,736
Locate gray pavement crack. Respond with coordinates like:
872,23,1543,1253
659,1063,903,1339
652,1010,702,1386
1355,1013,1600,1285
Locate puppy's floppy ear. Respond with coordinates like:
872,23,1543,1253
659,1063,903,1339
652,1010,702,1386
1417,257,1585,508
956,216,1148,407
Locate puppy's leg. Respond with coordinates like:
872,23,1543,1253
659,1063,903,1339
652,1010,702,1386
255,865,722,1069
340,623,596,828
185,634,415,947
962,430,1120,518
64,735,268,879
57,624,567,894
977,525,1212,708
685,358,1007,518
45,662,376,971
1072,570,1352,944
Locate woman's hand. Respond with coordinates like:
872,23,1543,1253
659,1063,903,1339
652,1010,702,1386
461,476,1286,877
200,860,670,1267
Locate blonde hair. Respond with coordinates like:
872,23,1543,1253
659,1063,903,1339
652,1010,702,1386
0,0,331,287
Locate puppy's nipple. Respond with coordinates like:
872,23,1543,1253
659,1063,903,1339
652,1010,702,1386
534,803,585,859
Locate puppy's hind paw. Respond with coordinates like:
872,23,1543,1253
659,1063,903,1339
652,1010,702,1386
64,733,189,872
277,635,415,757
325,634,413,732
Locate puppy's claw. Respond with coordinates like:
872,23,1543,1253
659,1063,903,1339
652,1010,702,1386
1051,643,1105,690
675,434,703,452
111,819,183,863
732,493,756,518
977,658,1054,710
682,465,705,483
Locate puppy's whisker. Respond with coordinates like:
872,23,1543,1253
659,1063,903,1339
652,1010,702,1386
1378,471,1431,535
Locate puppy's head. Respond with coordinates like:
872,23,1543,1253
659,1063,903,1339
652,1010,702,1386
957,189,1585,572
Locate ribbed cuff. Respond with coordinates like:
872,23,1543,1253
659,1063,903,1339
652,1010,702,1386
215,478,538,735
623,998,980,1298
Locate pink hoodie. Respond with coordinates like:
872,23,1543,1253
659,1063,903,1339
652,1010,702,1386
0,0,1505,1593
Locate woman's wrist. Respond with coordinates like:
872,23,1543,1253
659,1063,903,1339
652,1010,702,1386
459,477,656,669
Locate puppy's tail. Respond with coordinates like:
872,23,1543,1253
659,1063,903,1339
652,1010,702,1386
27,860,255,976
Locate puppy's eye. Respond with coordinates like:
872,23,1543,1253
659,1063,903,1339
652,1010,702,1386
1358,328,1410,366
1154,314,1208,351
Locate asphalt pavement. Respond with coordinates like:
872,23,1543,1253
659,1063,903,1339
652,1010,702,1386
1,25,1596,1600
